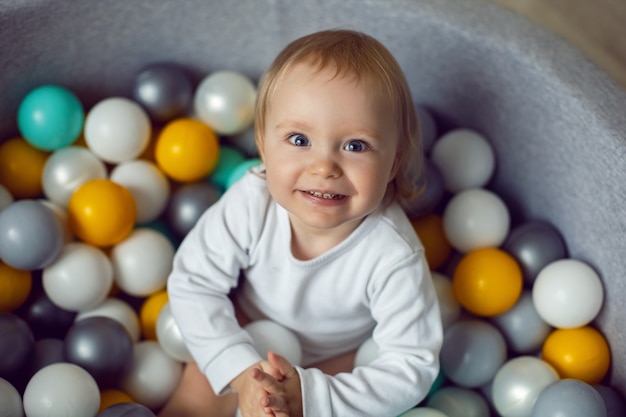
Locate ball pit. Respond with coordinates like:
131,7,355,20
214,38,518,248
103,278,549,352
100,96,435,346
0,0,625,415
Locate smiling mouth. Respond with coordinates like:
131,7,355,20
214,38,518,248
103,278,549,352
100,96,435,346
305,190,346,200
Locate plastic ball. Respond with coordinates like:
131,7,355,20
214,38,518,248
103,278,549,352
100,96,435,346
412,213,452,270
76,297,141,342
22,338,65,386
64,316,134,388
453,247,523,317
156,302,193,362
194,70,257,135
443,188,510,253
110,160,170,224
68,179,136,247
0,184,14,212
244,320,303,366
84,97,151,163
541,326,611,384
399,408,448,417
431,272,461,329
492,356,559,417
0,137,48,199
165,181,221,239
0,377,23,417
431,129,495,193
132,62,193,123
98,389,134,413
120,341,183,410
403,160,446,218
42,242,113,311
0,262,32,312
210,145,246,190
139,290,168,341
531,379,607,417
503,220,567,286
0,199,64,270
17,84,84,151
532,259,603,328
427,386,490,417
354,336,378,367
23,363,100,417
42,146,107,207
490,290,552,354
98,402,157,417
155,117,220,182
18,289,77,339
415,106,438,154
440,319,507,388
594,384,626,417
0,313,35,378
225,158,262,189
39,199,74,243
228,126,259,157
110,228,175,297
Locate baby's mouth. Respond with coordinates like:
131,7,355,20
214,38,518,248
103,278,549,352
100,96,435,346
305,190,346,200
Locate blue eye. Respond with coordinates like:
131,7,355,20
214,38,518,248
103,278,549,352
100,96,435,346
344,140,367,152
288,134,310,147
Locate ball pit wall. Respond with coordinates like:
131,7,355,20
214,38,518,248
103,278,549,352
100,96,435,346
1,0,625,392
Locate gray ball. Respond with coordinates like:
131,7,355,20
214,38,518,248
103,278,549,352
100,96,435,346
98,402,156,417
133,62,193,123
0,199,64,270
416,105,438,154
64,316,133,388
403,160,446,218
503,220,567,285
165,182,221,239
532,379,607,417
594,385,626,417
440,319,507,388
0,313,35,379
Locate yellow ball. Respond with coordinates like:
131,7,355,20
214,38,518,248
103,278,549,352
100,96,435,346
412,214,452,270
68,179,136,247
0,137,48,199
542,326,611,384
99,388,134,412
0,262,32,312
453,247,522,316
155,118,220,182
140,289,169,340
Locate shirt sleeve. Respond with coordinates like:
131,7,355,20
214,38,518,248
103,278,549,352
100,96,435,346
166,174,265,394
296,252,443,417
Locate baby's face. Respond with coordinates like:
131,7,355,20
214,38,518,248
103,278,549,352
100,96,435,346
260,62,399,237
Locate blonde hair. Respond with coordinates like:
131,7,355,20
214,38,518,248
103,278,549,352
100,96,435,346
255,29,423,206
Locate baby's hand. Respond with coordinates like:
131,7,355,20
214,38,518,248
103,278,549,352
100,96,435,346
257,351,303,417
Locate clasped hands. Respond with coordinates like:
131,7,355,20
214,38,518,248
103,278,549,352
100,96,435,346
231,351,303,417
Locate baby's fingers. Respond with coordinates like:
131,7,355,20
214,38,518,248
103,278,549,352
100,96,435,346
250,367,283,395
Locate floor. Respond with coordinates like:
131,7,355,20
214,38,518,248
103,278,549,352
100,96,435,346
490,0,626,89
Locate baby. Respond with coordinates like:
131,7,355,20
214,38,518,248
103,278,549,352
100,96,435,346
161,28,443,417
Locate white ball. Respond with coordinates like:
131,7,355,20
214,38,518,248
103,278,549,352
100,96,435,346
492,356,559,417
354,336,378,367
431,272,461,329
443,188,510,253
23,363,100,417
120,341,183,410
110,228,175,297
532,259,604,328
85,97,151,163
0,377,23,417
156,302,193,362
194,70,257,135
42,146,107,207
76,297,141,342
42,242,113,312
244,320,302,366
431,129,495,193
110,160,171,224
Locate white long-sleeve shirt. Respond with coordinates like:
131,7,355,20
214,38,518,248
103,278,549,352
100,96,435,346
167,166,443,417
